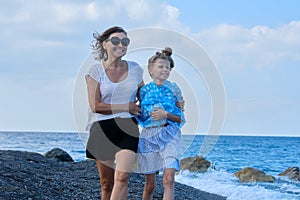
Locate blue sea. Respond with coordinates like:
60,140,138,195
0,131,299,200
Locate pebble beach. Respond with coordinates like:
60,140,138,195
0,150,226,200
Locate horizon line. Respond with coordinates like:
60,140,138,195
0,129,299,137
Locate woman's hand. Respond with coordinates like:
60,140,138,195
176,100,185,111
129,102,141,115
151,108,167,120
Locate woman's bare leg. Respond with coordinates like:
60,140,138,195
110,150,136,200
95,160,115,200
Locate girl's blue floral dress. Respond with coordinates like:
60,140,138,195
136,80,185,174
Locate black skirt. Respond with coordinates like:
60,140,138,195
86,117,140,160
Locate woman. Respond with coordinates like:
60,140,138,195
85,26,144,200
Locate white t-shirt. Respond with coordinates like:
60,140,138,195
86,60,143,131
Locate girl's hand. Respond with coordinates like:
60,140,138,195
151,108,167,120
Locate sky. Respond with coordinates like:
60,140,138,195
0,0,299,136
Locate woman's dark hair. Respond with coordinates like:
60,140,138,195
91,26,127,60
148,47,175,74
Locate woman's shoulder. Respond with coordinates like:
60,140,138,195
126,60,142,69
126,60,143,78
89,63,103,72
87,63,104,80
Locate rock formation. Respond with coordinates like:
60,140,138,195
278,167,300,181
180,156,211,173
44,148,74,162
234,167,275,183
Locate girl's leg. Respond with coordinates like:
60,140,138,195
110,149,137,200
95,160,115,200
142,173,156,200
162,168,176,200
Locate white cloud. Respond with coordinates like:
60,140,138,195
165,5,180,24
121,0,153,20
53,3,83,23
0,0,184,28
1,1,299,68
194,21,300,69
86,2,100,20
0,0,187,51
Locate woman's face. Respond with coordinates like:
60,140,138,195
150,58,171,83
103,32,129,60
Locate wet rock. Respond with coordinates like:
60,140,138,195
234,167,275,183
180,156,211,173
278,167,300,181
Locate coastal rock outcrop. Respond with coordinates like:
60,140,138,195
44,148,74,162
180,156,211,173
278,167,300,181
234,167,275,183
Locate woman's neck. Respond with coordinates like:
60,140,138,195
104,57,123,68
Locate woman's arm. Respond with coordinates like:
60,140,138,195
136,80,145,103
86,75,141,115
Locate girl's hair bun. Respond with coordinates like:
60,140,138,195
162,47,172,57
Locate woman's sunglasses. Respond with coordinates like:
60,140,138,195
106,37,130,46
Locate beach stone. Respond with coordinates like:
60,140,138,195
180,156,211,173
44,148,74,162
278,167,300,181
234,167,275,183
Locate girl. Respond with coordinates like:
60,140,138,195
137,47,185,200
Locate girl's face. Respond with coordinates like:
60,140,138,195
103,32,129,60
150,58,171,84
